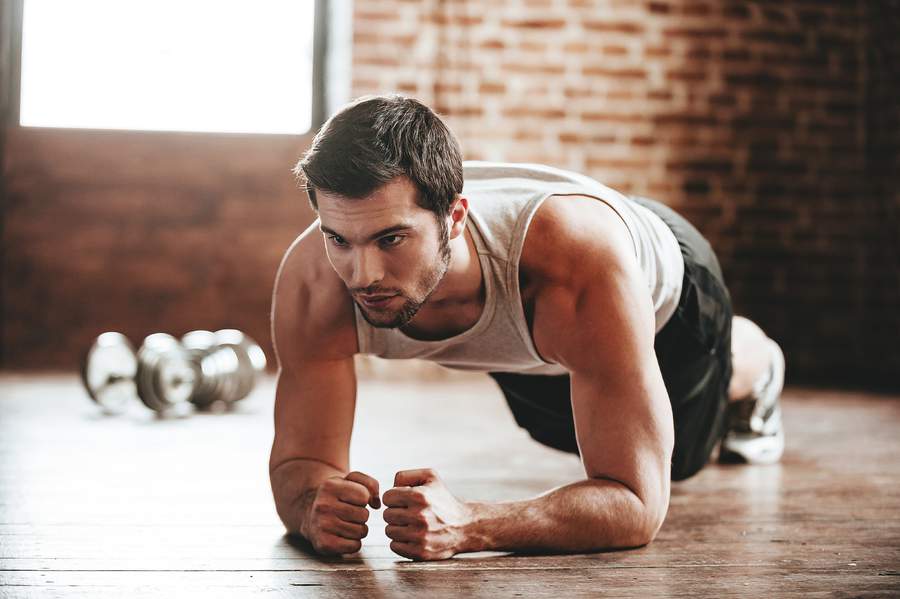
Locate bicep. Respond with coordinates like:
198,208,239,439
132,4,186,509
562,265,674,482
567,276,673,531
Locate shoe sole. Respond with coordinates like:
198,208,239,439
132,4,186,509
720,417,785,465
721,339,786,465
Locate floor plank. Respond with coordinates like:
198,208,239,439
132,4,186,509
1,371,899,597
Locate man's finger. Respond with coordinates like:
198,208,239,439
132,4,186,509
382,506,421,526
393,468,437,488
332,501,370,524
385,524,419,543
390,540,422,561
382,486,426,508
343,471,381,509
324,519,369,541
324,535,363,556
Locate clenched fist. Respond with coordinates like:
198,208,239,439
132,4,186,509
304,471,380,556
383,468,473,561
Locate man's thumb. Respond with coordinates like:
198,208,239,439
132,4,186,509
344,471,381,509
393,468,438,488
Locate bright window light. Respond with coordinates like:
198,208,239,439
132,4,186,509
20,0,316,134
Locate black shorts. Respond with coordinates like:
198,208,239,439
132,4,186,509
489,195,733,481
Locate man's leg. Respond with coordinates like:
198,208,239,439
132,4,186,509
729,315,777,401
720,316,786,464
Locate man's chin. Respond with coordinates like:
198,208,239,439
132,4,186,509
356,303,409,329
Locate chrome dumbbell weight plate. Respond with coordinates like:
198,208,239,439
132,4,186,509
135,333,197,416
82,328,266,416
180,329,267,410
181,329,221,410
81,332,139,415
213,329,267,401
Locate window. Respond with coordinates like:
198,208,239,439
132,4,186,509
18,0,335,135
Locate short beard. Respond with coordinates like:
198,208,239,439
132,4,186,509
357,218,452,330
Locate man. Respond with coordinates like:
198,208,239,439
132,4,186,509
268,94,786,561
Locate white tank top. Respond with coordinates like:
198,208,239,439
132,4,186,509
354,161,684,375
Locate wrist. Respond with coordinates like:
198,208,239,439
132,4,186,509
458,501,494,553
296,487,318,540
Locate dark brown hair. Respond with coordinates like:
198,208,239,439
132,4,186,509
293,94,464,219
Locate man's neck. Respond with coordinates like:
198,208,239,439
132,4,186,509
402,222,486,339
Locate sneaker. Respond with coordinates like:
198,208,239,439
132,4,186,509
719,338,786,465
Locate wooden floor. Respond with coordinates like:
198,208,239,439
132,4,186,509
1,369,899,598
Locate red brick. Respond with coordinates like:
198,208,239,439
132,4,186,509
662,26,728,39
479,82,506,94
645,45,672,58
501,17,567,29
479,39,506,50
581,66,647,79
503,107,567,119
564,41,590,53
666,69,708,82
582,111,646,123
583,20,645,34
602,45,629,56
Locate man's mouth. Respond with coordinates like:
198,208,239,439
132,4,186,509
358,293,398,309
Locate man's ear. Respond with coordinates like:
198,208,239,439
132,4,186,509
447,196,469,240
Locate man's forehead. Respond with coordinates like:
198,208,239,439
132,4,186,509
316,176,427,235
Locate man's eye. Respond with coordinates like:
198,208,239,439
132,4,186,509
328,235,348,247
379,235,404,247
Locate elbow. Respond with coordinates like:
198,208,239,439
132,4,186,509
635,517,663,547
617,515,662,549
619,492,668,549
631,499,668,547
586,475,669,549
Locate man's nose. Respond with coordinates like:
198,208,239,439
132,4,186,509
350,248,384,290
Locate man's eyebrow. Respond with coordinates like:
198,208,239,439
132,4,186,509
319,224,414,241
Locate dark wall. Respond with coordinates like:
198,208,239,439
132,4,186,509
860,0,900,387
2,128,314,368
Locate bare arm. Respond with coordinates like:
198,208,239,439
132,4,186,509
463,195,673,553
268,226,377,546
269,359,357,537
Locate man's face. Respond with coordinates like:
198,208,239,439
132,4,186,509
316,176,452,329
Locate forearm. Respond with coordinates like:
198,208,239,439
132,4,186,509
270,457,345,538
461,478,661,554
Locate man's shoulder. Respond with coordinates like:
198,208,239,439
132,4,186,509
520,194,655,368
520,193,637,288
272,221,357,362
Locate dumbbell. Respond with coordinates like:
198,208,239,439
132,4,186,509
81,329,267,416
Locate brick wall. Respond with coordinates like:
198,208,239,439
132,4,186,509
351,0,899,388
2,1,896,388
